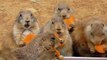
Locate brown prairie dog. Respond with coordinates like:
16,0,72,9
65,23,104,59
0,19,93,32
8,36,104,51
39,16,73,56
13,10,40,47
72,17,107,57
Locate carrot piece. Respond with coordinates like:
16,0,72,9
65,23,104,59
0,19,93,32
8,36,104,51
95,45,105,53
54,33,63,39
58,42,64,47
55,49,60,57
54,33,60,39
64,16,75,29
23,33,36,44
54,33,64,47
53,47,60,57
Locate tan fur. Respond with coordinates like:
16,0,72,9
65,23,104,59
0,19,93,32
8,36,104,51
55,3,73,19
55,2,75,34
72,17,107,57
3,33,64,60
39,16,73,56
13,10,40,47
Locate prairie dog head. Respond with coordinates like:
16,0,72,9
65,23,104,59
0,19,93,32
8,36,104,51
16,10,37,29
55,3,73,19
49,17,68,44
51,17,67,36
40,34,58,51
85,21,107,45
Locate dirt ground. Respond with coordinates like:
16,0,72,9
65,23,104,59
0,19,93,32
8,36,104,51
0,0,107,52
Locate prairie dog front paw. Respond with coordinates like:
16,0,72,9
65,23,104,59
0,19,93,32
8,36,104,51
90,47,95,53
18,41,26,47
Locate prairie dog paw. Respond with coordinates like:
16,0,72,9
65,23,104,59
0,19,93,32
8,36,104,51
18,41,26,47
58,55,64,60
103,44,107,51
90,48,95,53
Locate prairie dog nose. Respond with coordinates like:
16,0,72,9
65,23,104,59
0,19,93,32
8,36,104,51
57,31,62,35
60,40,64,44
62,15,66,18
51,37,55,41
26,21,30,23
57,29,61,31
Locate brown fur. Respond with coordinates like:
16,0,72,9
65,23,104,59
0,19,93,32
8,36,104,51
55,2,75,35
72,17,107,57
39,16,73,56
2,33,64,60
54,3,73,19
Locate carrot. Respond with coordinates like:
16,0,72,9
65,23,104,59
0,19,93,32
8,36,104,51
54,33,60,39
64,16,75,29
53,47,60,57
23,33,36,44
54,33,64,47
95,45,105,53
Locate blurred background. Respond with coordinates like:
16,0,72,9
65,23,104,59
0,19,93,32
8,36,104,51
0,0,107,55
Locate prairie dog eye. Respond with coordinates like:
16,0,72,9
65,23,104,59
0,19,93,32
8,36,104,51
91,24,93,27
91,32,92,35
58,8,62,11
18,14,23,22
68,8,70,11
31,13,33,16
52,22,54,24
102,33,105,36
20,14,22,17
51,37,55,41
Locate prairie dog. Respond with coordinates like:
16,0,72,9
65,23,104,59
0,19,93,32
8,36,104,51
13,10,40,47
54,3,75,33
40,16,73,56
55,3,73,19
85,19,107,53
72,17,107,57
12,33,64,60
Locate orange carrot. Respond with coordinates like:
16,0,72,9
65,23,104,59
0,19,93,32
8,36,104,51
53,47,60,57
95,45,105,53
54,33,64,47
23,33,36,44
54,33,60,39
64,16,75,29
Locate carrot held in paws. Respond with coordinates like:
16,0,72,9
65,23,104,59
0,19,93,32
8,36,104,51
64,16,75,29
23,33,36,44
95,45,105,53
54,33,64,47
